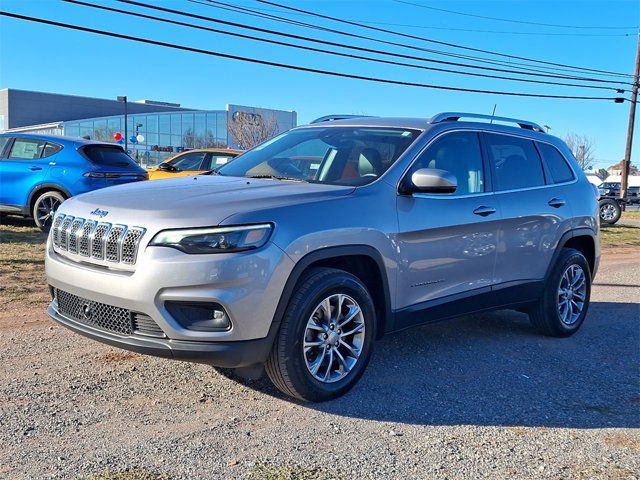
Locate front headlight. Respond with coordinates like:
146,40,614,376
149,224,272,254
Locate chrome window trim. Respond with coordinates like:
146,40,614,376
397,127,578,196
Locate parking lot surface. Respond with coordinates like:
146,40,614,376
0,224,638,479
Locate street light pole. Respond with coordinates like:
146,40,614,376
621,34,640,199
117,95,128,152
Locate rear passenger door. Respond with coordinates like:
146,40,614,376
484,132,574,287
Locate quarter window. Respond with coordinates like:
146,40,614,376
0,136,10,157
409,131,485,195
485,133,545,191
170,152,206,171
537,143,574,184
42,142,63,158
8,138,46,160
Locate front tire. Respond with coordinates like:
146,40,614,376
599,198,621,225
265,268,375,402
528,248,591,337
32,190,65,231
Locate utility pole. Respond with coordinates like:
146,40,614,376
621,34,640,199
117,95,128,153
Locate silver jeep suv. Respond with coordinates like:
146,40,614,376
45,113,600,401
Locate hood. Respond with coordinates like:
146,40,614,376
58,175,355,229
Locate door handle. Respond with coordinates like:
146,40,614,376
548,197,566,208
29,166,43,171
473,206,497,217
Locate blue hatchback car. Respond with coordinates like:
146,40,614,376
0,133,148,230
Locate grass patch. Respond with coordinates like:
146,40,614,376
600,224,640,248
621,210,640,219
0,217,49,307
85,470,168,480
248,463,343,480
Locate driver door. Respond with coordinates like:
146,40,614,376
395,131,500,318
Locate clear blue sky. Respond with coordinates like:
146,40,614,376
1,0,638,168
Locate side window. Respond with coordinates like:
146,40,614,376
485,133,545,191
205,154,235,170
8,138,46,160
42,142,63,158
537,143,575,184
170,152,207,171
410,131,485,195
0,136,11,158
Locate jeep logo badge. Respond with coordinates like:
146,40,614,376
90,208,109,218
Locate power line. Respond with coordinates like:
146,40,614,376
0,10,627,102
248,5,637,37
394,0,639,30
121,0,631,87
64,0,624,93
256,0,635,78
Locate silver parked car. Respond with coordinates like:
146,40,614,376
45,113,600,402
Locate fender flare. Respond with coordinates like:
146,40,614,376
269,245,393,339
545,227,597,280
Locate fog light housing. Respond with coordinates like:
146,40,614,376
165,301,231,332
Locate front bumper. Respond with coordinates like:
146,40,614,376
45,235,295,364
48,303,275,367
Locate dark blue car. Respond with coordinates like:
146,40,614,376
0,133,148,230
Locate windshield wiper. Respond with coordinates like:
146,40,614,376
247,175,307,182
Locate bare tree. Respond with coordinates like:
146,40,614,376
564,132,595,170
227,111,278,150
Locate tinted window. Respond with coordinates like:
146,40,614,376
410,131,485,195
42,142,63,158
9,138,46,160
485,133,545,191
82,145,137,167
537,143,574,184
170,152,206,171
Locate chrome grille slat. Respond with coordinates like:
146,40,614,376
52,216,146,267
105,225,126,262
132,313,166,338
78,220,96,257
58,216,74,251
68,218,85,254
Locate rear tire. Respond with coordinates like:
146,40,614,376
599,198,621,225
32,190,65,232
528,248,591,337
265,267,375,402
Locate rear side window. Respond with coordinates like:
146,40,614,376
9,138,46,160
205,154,236,170
537,143,574,184
42,142,63,158
82,145,137,167
485,133,545,191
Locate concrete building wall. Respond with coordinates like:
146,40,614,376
0,89,188,130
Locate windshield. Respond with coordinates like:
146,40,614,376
217,127,420,186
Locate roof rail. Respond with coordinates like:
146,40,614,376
310,115,374,124
430,112,545,133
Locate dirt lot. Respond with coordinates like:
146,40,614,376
0,217,638,480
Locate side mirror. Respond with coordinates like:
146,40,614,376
408,168,457,194
158,162,175,172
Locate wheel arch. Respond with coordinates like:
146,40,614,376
272,245,393,341
548,228,597,279
28,184,70,217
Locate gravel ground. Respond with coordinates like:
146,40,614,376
0,240,638,479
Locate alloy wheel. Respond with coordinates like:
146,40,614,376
600,203,616,221
557,264,587,325
303,294,366,383
36,195,62,230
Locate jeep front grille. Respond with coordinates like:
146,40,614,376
53,288,165,338
51,213,145,266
